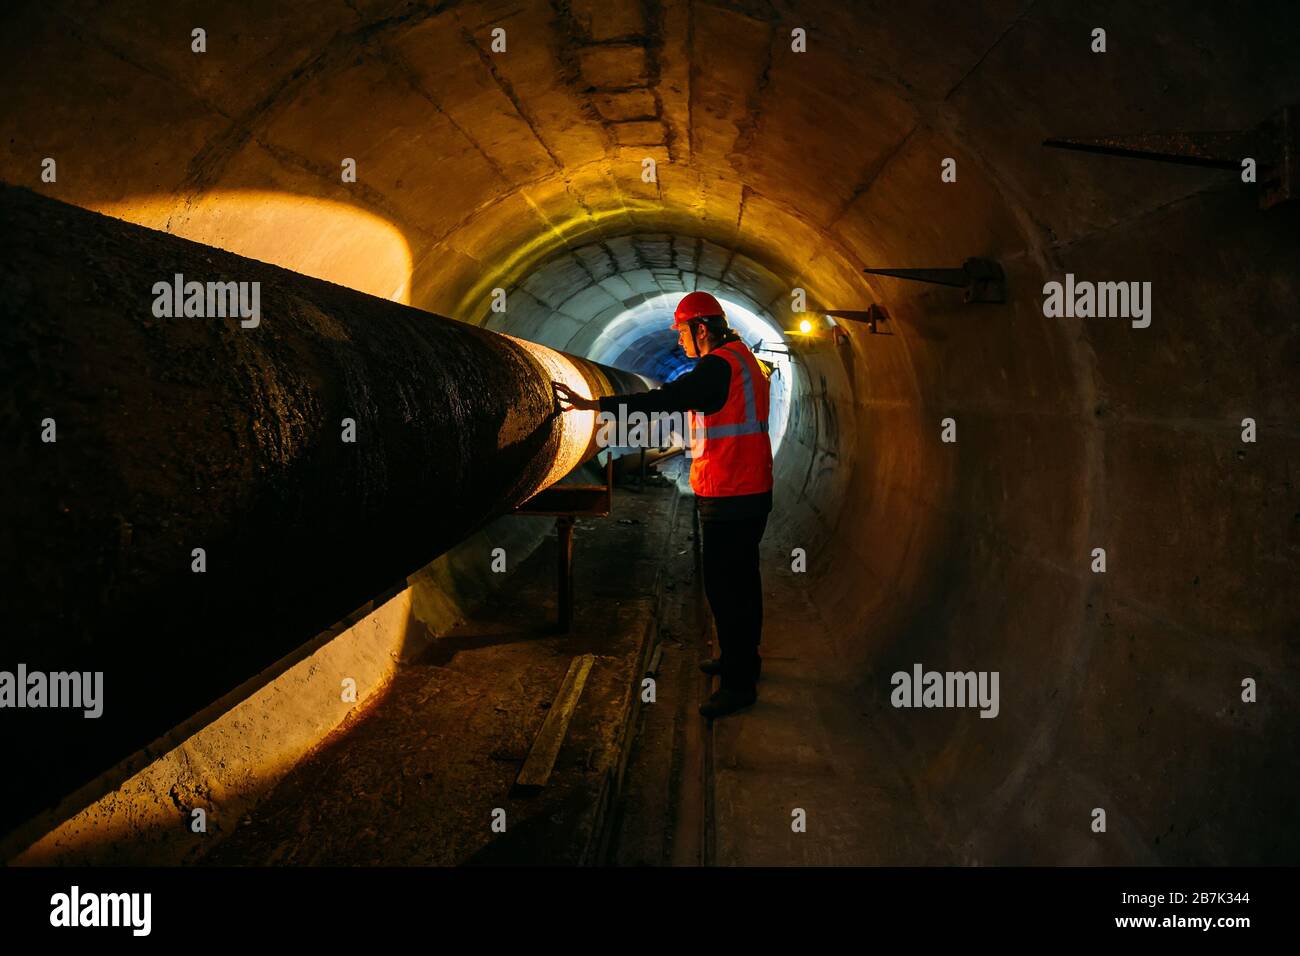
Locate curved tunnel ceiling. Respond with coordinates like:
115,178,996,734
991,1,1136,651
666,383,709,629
3,0,1298,864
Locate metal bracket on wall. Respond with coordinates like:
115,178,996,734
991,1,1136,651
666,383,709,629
862,258,1006,304
1043,103,1298,209
825,303,893,334
753,340,792,359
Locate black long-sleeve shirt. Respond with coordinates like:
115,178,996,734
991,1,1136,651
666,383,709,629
599,353,772,521
597,353,731,417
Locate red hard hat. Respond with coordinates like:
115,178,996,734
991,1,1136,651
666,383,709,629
673,291,725,327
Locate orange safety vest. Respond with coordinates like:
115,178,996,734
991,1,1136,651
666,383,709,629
687,339,774,497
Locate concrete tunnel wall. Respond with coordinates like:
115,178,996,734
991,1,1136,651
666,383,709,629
1,0,1297,863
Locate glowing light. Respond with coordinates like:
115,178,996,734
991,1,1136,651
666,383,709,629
94,190,414,303
799,318,813,334
505,335,599,494
579,291,794,456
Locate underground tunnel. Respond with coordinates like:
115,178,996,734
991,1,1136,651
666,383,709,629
0,0,1298,889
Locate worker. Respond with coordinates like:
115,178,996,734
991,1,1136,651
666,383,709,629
553,291,773,719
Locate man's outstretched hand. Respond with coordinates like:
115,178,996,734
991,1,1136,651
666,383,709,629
552,381,601,412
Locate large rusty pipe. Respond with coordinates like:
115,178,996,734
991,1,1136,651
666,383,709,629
0,185,648,830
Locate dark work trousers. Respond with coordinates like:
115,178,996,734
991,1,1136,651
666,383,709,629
700,513,769,693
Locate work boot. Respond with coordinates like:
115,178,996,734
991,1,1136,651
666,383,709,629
699,686,757,719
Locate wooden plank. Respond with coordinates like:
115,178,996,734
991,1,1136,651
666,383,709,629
514,654,596,791
646,643,663,677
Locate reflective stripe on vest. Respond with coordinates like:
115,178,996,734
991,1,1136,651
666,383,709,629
692,347,770,439
688,340,773,497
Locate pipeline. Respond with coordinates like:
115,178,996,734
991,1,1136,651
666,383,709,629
0,185,649,831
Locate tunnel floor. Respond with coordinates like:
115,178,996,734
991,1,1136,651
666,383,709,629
203,478,679,866
195,472,941,866
707,543,939,866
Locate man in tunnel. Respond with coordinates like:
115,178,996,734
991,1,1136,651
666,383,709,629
554,291,773,719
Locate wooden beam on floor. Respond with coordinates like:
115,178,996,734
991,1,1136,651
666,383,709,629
514,654,596,793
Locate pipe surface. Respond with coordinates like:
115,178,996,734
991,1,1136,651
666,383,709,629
0,185,649,831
